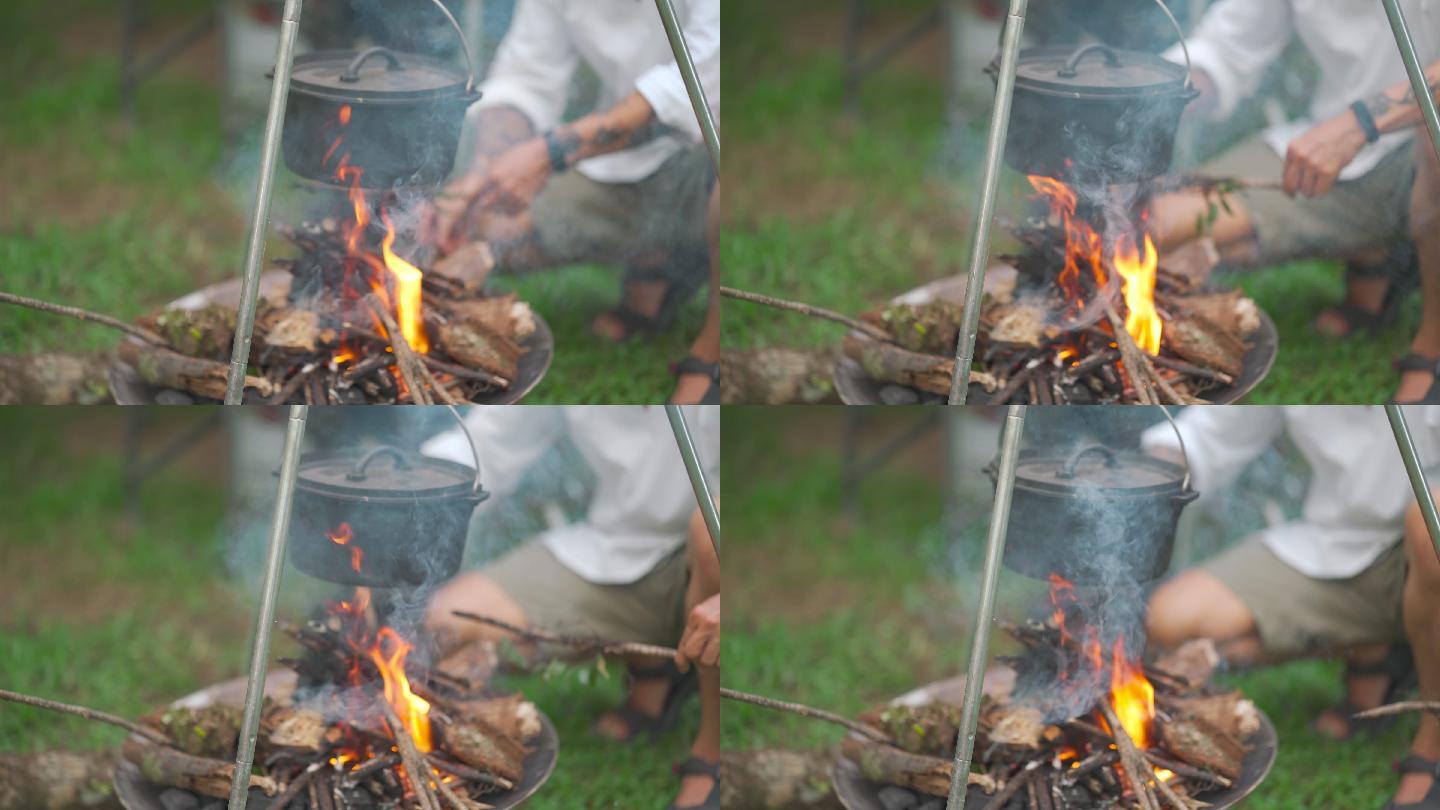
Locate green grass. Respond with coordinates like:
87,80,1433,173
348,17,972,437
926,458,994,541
721,0,1409,404
0,1,697,403
0,408,695,809
722,408,1406,808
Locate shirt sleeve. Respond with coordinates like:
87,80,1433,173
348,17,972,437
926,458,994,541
1140,406,1284,497
475,0,579,131
633,0,719,143
1160,0,1293,121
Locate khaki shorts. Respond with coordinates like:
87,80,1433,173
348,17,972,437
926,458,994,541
531,145,714,295
482,540,691,648
1202,536,1408,658
1200,133,1415,264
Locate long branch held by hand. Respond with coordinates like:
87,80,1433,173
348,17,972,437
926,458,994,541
0,687,172,746
0,290,169,347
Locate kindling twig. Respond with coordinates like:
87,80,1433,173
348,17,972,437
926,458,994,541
985,760,1040,809
450,610,894,745
1097,700,1159,810
1354,700,1440,720
365,296,431,405
380,701,440,810
720,286,896,343
1104,304,1158,406
0,290,169,347
0,687,172,746
1153,174,1286,194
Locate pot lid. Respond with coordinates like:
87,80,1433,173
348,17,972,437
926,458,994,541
1008,445,1188,498
1012,44,1188,98
289,48,471,101
295,446,478,500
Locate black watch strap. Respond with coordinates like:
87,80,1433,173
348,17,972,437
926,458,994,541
1351,100,1381,144
542,130,570,172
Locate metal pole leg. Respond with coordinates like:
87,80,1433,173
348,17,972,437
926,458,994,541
224,0,304,404
947,0,1028,404
664,404,720,558
1386,404,1440,565
226,405,308,810
652,0,720,173
947,405,1027,810
1381,0,1440,163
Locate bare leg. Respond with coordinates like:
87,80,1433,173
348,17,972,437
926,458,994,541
1397,139,1440,402
676,506,721,808
1146,568,1264,663
671,184,722,404
424,570,533,674
1150,189,1259,263
1391,492,1440,803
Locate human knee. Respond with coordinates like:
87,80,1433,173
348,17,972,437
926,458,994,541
1405,493,1440,588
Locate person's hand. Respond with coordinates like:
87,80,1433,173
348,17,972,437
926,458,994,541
1283,111,1369,198
675,593,719,672
475,138,553,217
422,170,488,256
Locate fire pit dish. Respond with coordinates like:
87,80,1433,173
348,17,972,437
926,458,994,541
832,273,1278,406
290,446,488,588
832,671,1277,810
113,669,560,810
107,271,554,405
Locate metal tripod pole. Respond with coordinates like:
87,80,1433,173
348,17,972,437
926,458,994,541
948,0,1028,404
1381,0,1440,163
224,0,303,404
652,0,720,173
1386,404,1440,564
947,405,1027,809
664,404,720,558
226,405,308,809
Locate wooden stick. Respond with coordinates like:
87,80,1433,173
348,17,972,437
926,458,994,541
1151,769,1191,810
421,355,509,390
366,297,432,405
1097,700,1159,810
1353,700,1440,720
720,286,895,343
427,754,513,791
269,763,319,810
0,290,169,347
0,687,171,746
415,356,464,405
719,688,893,745
1142,752,1231,789
269,362,318,405
1149,354,1234,385
985,760,1040,809
428,762,474,810
1104,304,1157,405
381,701,440,810
1154,174,1285,193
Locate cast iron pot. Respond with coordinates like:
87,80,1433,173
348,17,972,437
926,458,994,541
991,43,1199,183
281,46,481,189
288,445,488,587
986,443,1197,584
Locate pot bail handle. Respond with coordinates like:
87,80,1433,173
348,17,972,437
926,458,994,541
1057,44,1121,78
340,47,403,83
1158,405,1193,491
1056,445,1120,479
424,0,478,93
1150,0,1194,90
445,404,485,495
346,446,411,481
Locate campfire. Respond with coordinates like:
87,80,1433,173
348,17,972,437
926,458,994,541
839,575,1264,810
109,520,547,810
115,102,541,406
842,174,1265,405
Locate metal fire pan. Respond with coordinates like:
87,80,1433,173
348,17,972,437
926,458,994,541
832,670,1277,810
109,271,553,405
114,669,559,810
833,273,1278,405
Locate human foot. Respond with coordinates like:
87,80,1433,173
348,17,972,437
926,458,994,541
1394,354,1440,403
1388,755,1440,807
592,280,672,343
1314,274,1392,338
593,663,697,742
668,757,719,810
669,357,720,404
1313,644,1413,740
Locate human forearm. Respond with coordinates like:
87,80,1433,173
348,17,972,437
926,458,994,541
1363,60,1440,135
545,92,670,170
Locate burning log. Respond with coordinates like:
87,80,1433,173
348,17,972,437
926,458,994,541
1156,716,1245,781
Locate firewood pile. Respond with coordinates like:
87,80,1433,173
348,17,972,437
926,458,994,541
841,627,1259,810
117,221,537,405
841,222,1263,405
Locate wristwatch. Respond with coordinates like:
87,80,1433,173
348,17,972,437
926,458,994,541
542,130,570,173
1351,101,1381,144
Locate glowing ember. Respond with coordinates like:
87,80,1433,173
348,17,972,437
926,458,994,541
327,522,364,573
1107,636,1155,750
1113,233,1162,355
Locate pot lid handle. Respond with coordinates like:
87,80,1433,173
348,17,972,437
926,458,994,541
1057,44,1122,79
347,446,411,481
1158,405,1193,491
445,404,486,494
340,47,404,83
1057,445,1120,479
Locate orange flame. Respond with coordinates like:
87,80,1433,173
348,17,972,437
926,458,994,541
1112,233,1162,355
380,211,429,353
369,627,433,752
1107,636,1155,750
1028,175,1107,303
327,522,364,573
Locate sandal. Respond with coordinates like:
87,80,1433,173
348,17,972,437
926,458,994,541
670,357,720,404
666,757,720,810
597,277,699,343
1385,755,1440,809
594,660,699,743
1315,246,1419,339
1392,355,1440,404
1313,643,1415,741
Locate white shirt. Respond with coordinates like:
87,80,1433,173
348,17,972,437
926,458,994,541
1164,0,1440,180
475,0,720,184
422,406,719,584
1141,406,1440,579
